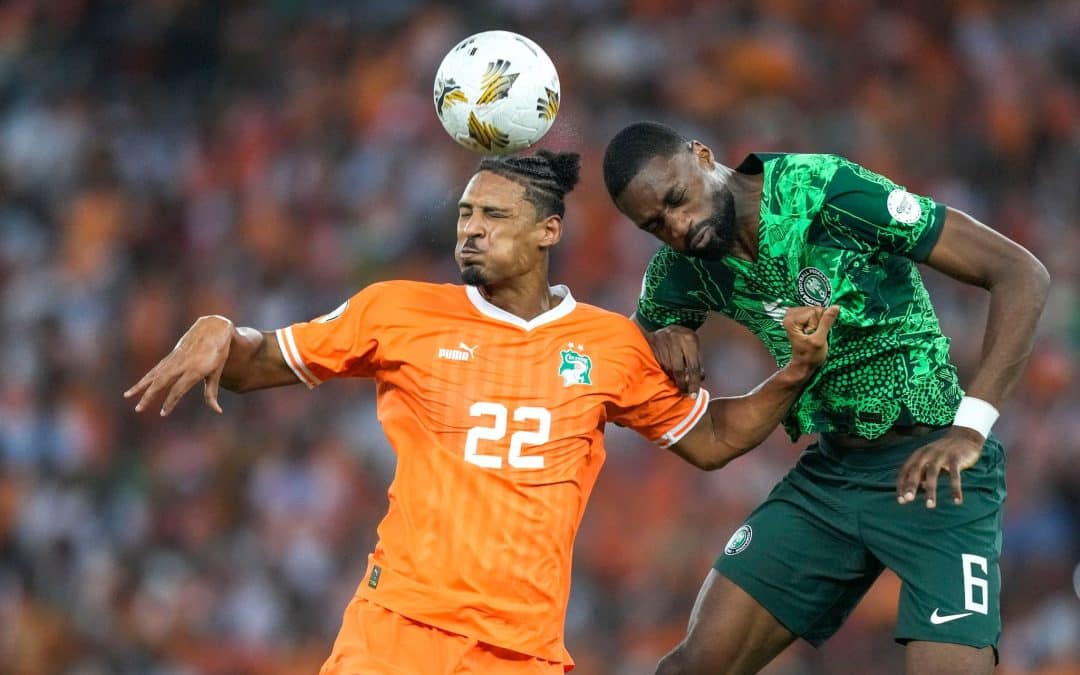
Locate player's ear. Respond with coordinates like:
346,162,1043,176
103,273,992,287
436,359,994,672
538,214,562,249
690,140,715,169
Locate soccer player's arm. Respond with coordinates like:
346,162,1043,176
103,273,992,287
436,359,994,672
821,157,1050,504
822,157,1050,408
127,285,385,415
923,210,1049,408
671,363,812,470
125,314,298,416
894,208,1049,506
612,307,835,470
673,305,836,469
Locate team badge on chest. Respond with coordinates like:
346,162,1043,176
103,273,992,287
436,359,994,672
796,267,832,307
558,343,592,387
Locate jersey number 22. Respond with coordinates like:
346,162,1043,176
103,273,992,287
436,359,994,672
464,402,551,469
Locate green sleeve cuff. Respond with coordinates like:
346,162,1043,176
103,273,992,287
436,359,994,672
632,308,665,332
908,202,947,261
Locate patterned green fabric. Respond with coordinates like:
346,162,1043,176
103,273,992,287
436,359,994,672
636,153,962,440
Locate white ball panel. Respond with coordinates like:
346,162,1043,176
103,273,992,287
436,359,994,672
433,31,560,154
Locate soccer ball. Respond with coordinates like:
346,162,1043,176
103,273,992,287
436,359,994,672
433,31,560,154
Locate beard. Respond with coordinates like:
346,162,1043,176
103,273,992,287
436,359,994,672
683,187,737,259
460,265,487,286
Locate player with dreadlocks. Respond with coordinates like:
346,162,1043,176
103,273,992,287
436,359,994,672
125,151,839,674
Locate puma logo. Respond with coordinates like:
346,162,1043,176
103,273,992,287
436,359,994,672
439,343,479,362
458,343,478,358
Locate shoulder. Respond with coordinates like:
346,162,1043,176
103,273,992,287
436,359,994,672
569,300,638,329
367,279,459,294
566,301,652,352
644,245,695,279
358,280,463,304
341,281,465,325
737,151,845,174
636,247,716,329
756,154,854,215
641,246,719,301
767,153,848,182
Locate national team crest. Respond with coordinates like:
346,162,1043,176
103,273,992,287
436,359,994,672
796,267,832,307
724,524,753,556
558,343,592,387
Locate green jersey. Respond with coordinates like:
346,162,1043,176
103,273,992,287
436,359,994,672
636,153,963,440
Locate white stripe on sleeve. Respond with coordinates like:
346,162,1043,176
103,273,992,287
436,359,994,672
276,327,321,388
656,388,711,448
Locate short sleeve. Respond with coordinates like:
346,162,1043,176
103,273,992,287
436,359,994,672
820,158,946,261
275,283,389,388
635,247,711,332
607,328,711,448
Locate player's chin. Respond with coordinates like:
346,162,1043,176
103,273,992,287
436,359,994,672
682,245,715,260
684,239,730,260
460,265,487,286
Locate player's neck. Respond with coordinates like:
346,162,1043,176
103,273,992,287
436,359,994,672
728,172,764,261
477,273,560,321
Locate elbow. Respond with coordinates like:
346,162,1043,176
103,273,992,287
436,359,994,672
698,456,731,472
220,376,249,394
1031,256,1051,303
696,444,743,471
1008,248,1051,300
1018,253,1051,313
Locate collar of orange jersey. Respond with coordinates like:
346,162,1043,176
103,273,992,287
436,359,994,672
464,284,577,331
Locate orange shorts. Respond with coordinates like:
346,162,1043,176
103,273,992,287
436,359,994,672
320,595,566,675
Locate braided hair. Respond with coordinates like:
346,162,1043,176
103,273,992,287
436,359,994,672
477,150,581,218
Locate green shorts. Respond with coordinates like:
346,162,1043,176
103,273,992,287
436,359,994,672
713,428,1005,650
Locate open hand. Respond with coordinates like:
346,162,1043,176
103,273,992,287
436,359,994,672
124,315,234,416
896,426,984,507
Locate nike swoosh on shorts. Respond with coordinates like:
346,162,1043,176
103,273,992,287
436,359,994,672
930,609,974,625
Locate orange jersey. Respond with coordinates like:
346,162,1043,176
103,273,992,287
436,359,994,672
276,281,710,664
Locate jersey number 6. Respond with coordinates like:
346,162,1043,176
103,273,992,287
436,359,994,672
464,402,551,469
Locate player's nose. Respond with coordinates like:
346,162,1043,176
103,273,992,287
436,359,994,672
460,214,487,237
672,211,695,240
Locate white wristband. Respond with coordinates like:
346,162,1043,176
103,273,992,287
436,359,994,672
952,396,999,438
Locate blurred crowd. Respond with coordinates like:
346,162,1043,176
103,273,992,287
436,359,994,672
1,1,1078,673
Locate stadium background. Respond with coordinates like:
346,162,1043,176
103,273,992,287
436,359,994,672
0,1,1077,673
